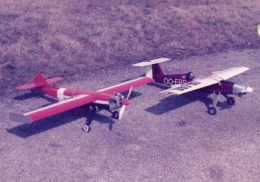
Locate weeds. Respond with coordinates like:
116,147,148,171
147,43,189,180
0,0,259,90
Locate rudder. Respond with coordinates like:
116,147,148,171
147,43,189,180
34,73,48,87
15,73,63,90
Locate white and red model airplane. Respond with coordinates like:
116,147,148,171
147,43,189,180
133,58,253,115
9,73,154,132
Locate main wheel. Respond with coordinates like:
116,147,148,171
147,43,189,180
82,125,90,133
227,97,235,105
112,111,119,119
208,107,217,115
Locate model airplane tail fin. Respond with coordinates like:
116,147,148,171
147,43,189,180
15,73,64,90
34,73,48,86
132,58,170,78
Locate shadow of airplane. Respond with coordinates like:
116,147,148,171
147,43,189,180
148,82,171,90
7,107,115,138
13,91,57,103
145,91,233,115
7,91,143,138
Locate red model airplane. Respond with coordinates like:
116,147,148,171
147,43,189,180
9,73,154,132
133,58,253,115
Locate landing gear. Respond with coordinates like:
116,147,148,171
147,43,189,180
208,107,217,115
82,125,90,132
227,97,235,105
223,94,235,105
112,111,119,119
82,107,97,133
208,93,220,115
208,94,236,115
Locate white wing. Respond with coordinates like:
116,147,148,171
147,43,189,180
161,67,249,95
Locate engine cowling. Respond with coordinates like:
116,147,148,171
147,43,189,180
108,92,124,110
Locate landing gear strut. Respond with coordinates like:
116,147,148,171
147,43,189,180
82,107,97,133
208,93,220,115
82,102,122,132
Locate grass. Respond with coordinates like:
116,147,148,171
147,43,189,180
0,0,260,91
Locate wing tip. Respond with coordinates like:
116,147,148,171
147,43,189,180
9,113,33,124
132,57,171,67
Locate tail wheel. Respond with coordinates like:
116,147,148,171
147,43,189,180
227,97,235,105
112,111,119,119
186,72,194,80
208,107,217,115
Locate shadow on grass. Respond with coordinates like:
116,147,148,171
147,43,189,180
13,92,57,103
13,92,38,100
145,91,233,115
121,90,142,100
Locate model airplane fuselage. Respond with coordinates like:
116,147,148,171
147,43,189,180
133,58,194,86
133,58,253,115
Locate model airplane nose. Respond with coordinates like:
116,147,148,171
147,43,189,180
122,99,130,106
241,86,253,93
246,87,253,92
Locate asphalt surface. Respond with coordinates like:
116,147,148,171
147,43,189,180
0,48,259,181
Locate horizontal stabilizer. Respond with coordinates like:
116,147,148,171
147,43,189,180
45,77,64,84
133,58,171,67
9,113,33,124
15,77,63,90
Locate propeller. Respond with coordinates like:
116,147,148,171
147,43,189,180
119,86,133,120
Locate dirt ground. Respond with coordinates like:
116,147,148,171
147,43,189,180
0,47,259,181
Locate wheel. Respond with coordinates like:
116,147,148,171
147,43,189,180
186,72,194,80
112,111,119,119
227,97,235,105
82,125,90,133
208,107,217,115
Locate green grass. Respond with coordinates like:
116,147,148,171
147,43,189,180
0,0,259,90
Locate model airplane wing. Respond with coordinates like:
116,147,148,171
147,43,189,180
97,77,154,94
161,67,249,95
9,94,96,123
